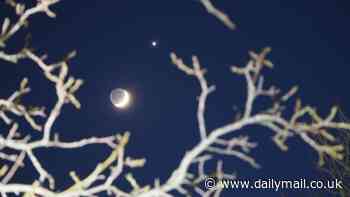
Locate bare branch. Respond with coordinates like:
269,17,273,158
199,0,236,30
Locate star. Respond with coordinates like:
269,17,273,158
149,39,159,48
151,41,157,47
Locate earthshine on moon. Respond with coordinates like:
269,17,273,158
110,88,131,109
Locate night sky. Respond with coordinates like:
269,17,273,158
1,0,350,196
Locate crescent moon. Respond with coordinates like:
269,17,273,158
111,89,131,109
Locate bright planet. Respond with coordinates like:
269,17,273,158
151,41,157,47
110,88,131,109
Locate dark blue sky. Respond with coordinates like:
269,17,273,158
1,0,350,196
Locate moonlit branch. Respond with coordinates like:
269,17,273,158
0,0,60,45
170,53,215,139
135,48,350,197
1,151,25,184
199,0,236,30
1,1,350,197
0,1,135,196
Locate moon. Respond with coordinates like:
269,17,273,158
110,88,131,109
